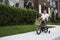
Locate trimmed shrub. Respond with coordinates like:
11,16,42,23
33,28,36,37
50,11,55,23
0,4,37,26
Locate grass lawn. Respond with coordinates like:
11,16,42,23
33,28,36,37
0,25,54,37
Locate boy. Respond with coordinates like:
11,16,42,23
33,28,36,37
41,10,50,27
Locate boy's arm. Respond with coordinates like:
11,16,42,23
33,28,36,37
47,14,51,19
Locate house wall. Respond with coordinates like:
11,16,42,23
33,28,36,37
58,0,60,18
19,0,24,8
0,0,5,4
38,0,51,8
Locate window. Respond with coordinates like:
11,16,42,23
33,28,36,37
0,0,3,2
15,3,19,7
44,0,50,2
41,6,48,13
50,0,56,7
24,0,34,9
52,1,56,7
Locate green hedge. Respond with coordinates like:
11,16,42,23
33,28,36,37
50,11,55,23
0,4,37,26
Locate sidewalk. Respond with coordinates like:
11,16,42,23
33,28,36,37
0,25,60,40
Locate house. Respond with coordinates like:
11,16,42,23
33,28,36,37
0,0,9,4
24,0,58,17
33,0,57,13
0,0,24,8
57,0,60,18
0,0,59,18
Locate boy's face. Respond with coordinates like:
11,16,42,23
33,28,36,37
43,10,47,14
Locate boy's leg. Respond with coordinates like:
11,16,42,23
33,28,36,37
41,21,44,32
44,20,48,27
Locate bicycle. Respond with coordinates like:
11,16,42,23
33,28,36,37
36,17,50,35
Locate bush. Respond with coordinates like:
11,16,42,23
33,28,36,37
50,11,55,23
0,4,37,26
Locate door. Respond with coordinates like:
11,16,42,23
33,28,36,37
41,6,48,13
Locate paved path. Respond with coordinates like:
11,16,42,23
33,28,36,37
0,25,60,40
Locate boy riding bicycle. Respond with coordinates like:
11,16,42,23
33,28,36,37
36,10,50,34
41,10,50,26
38,10,50,31
38,10,50,27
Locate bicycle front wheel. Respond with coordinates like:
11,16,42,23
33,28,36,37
36,26,41,35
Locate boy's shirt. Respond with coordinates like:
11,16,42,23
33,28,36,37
41,13,49,21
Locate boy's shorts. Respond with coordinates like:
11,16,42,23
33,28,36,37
45,19,48,24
